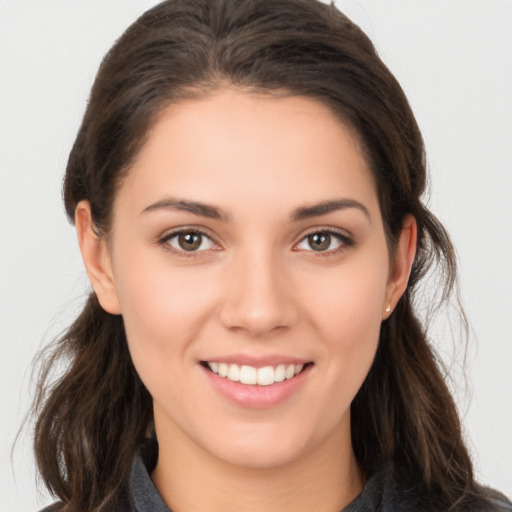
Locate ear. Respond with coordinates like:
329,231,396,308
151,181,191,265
75,201,121,315
383,214,417,319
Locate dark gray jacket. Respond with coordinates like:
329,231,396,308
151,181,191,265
41,441,512,512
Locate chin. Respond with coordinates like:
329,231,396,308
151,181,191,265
199,423,321,470
213,442,306,470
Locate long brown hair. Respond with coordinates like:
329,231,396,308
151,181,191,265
32,1,492,510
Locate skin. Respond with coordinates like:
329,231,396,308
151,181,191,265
76,90,416,512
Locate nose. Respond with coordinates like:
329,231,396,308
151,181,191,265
218,249,299,337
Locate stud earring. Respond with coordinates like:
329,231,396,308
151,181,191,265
385,305,391,313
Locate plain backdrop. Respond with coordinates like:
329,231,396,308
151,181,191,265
1,0,511,510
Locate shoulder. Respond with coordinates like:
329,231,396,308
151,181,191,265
345,461,512,512
37,500,133,512
481,487,512,511
36,440,163,512
38,505,62,512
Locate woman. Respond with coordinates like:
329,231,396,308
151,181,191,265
33,0,511,511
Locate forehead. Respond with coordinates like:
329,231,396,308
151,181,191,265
116,90,379,219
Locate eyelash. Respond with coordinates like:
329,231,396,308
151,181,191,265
158,228,220,257
294,229,355,256
157,227,355,257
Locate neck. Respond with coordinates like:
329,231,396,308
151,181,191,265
152,418,363,512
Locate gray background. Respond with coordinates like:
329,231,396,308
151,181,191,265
1,0,511,510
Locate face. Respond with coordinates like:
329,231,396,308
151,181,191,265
81,90,412,470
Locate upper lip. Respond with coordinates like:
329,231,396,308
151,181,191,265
200,354,312,368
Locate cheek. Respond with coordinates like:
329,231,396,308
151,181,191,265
300,250,389,386
111,247,219,368
112,259,222,418
305,256,388,339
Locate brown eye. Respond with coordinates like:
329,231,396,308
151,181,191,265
296,230,347,253
307,233,332,251
166,231,215,252
178,232,202,251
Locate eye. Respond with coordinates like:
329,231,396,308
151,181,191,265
163,230,216,252
295,230,350,253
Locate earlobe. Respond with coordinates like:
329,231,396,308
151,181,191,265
75,201,121,315
383,214,417,318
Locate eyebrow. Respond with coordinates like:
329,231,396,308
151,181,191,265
141,197,370,222
291,199,371,222
141,198,229,221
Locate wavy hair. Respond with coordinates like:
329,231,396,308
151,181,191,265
32,1,493,510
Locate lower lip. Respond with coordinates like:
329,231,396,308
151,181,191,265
201,364,312,409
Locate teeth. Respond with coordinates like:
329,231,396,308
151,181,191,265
206,361,305,386
227,364,240,382
218,363,228,377
257,366,274,386
274,364,286,382
240,365,257,384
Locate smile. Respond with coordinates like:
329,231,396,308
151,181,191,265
205,362,306,386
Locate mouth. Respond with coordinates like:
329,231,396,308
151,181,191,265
201,361,313,386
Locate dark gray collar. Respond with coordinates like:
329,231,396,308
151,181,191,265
130,439,170,512
128,439,388,512
128,440,512,512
